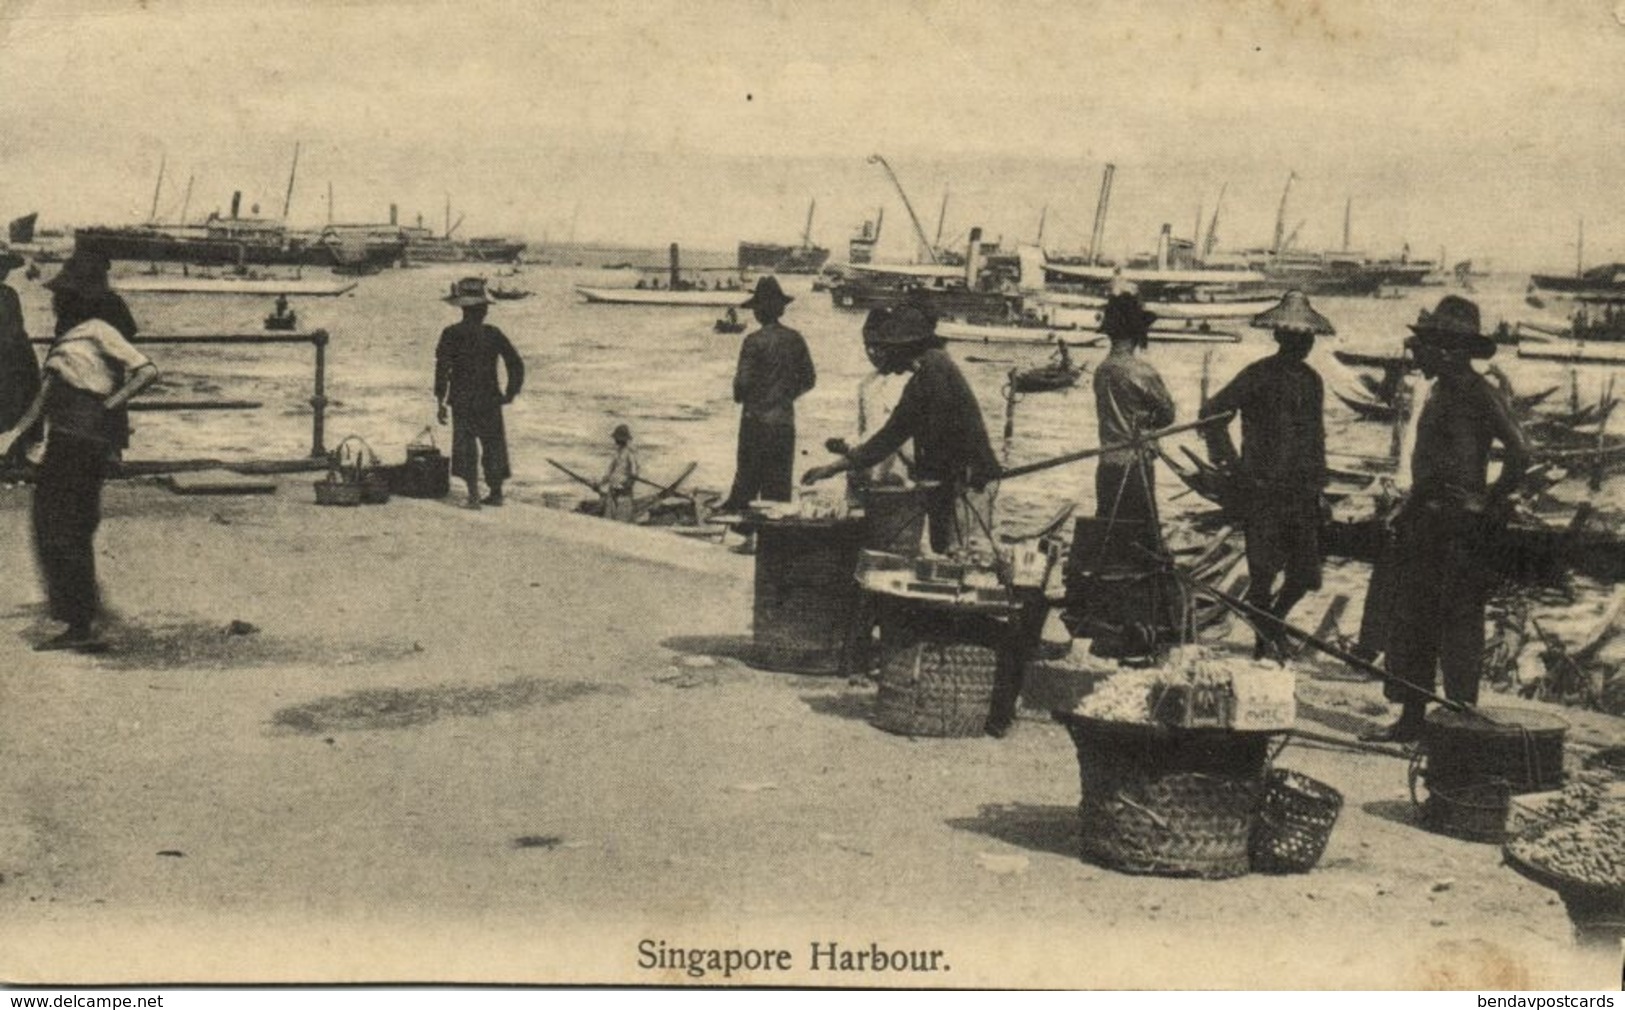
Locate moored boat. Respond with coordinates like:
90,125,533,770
113,274,357,297
576,286,749,308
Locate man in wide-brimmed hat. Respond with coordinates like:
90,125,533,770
0,249,40,467
1200,290,1336,657
596,422,639,522
434,277,525,509
719,276,815,516
1361,295,1530,743
1091,290,1174,521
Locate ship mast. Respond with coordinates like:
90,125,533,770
147,154,166,224
1202,183,1226,260
1035,205,1047,247
282,142,301,221
867,154,938,265
1342,196,1352,252
1087,163,1115,266
1577,216,1585,277
934,190,949,248
801,198,816,249
178,173,194,226
1272,171,1296,262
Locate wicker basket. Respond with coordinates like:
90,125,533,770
1250,768,1344,874
1055,713,1272,879
873,639,998,738
313,473,364,506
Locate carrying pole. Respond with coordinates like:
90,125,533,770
998,413,1234,481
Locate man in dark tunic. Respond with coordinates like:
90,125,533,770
434,277,525,509
720,276,816,512
1362,296,1530,743
800,300,999,554
1200,290,1334,657
1091,291,1174,520
0,250,41,468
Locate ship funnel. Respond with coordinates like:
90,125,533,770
230,191,242,219
1156,224,1171,271
669,242,681,290
965,227,985,287
389,204,398,226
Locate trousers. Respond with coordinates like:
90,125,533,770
32,432,107,629
1382,505,1495,706
450,403,510,484
724,415,794,510
1095,458,1156,521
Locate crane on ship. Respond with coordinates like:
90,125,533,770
866,154,939,265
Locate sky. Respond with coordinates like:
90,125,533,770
1,0,1623,269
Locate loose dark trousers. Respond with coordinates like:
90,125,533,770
450,404,510,485
32,432,107,629
724,416,795,510
1382,505,1493,707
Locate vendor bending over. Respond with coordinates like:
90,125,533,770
801,298,999,554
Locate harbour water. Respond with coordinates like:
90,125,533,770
12,262,1616,538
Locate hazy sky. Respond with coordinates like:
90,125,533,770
2,0,1622,269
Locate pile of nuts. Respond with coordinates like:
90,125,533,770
1507,773,1625,888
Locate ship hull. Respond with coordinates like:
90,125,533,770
737,242,830,275
575,286,749,307
73,227,403,270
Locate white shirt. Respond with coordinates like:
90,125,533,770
44,319,150,396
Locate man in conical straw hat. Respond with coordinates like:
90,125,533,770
1200,290,1336,658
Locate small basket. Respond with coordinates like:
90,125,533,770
1249,768,1344,874
313,472,364,506
314,435,389,506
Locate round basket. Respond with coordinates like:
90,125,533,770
1249,769,1344,874
1422,779,1512,843
1421,706,1567,794
1054,713,1274,879
873,639,998,738
1504,842,1625,947
313,476,363,506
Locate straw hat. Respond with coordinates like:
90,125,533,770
740,275,793,311
1251,290,1335,336
443,277,493,307
1407,295,1495,359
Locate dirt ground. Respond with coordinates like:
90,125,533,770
0,479,1620,988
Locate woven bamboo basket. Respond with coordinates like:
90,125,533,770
1055,713,1273,879
873,639,999,738
1249,768,1344,874
1504,832,1625,946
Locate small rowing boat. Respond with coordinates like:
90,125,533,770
1009,362,1084,394
575,286,750,308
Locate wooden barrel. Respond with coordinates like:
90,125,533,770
751,518,866,674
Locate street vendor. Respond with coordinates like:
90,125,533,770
1091,291,1174,521
1199,290,1333,658
801,297,1000,554
825,307,912,502
1362,295,1531,744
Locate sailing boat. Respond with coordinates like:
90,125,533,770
736,198,830,274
